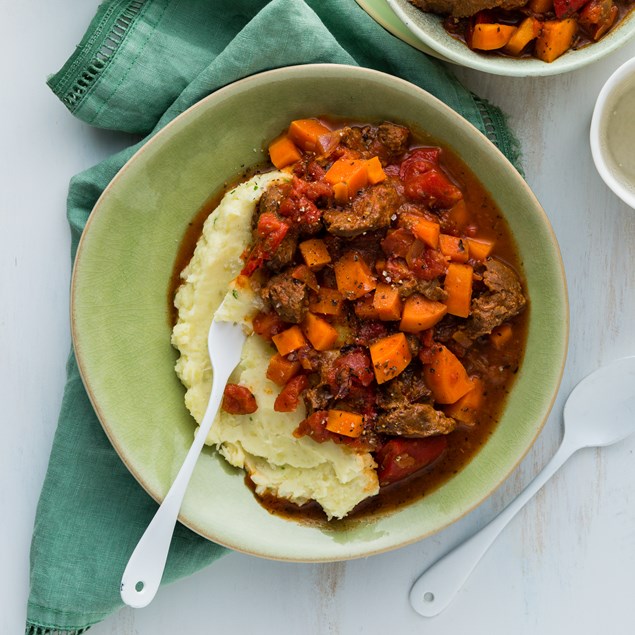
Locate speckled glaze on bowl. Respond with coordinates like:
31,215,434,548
71,64,568,562
384,0,635,76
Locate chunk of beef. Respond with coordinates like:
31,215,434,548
374,403,457,437
266,227,299,272
377,366,431,409
261,270,309,324
256,183,288,223
410,0,526,18
373,123,410,164
457,259,526,342
323,182,401,237
303,385,332,414
339,122,410,165
383,258,448,301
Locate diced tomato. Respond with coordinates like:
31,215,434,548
321,347,375,399
294,410,330,441
579,0,618,40
222,384,258,415
278,176,331,230
554,0,589,18
274,374,309,412
375,436,448,486
353,320,389,346
381,228,416,259
399,148,442,182
241,212,290,276
403,169,463,209
340,349,375,387
406,242,448,280
252,311,286,340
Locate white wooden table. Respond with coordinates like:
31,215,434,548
3,2,635,633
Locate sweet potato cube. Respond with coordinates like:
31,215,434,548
400,294,448,333
324,158,369,203
490,323,513,350
369,332,412,384
444,378,485,425
354,293,381,320
299,238,331,270
272,325,307,356
439,234,470,263
466,237,494,261
326,410,365,438
288,119,333,153
302,312,339,351
444,263,473,318
309,288,344,316
471,24,517,51
334,251,377,300
266,354,301,386
535,19,577,63
366,156,387,184
268,135,302,169
373,283,403,321
423,344,474,404
503,18,542,56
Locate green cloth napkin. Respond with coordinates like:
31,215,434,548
29,1,522,633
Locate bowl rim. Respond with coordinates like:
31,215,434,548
385,0,635,77
71,63,569,561
590,56,635,209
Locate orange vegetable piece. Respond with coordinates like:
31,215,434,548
490,323,513,350
466,237,494,261
439,234,469,263
423,344,474,404
400,294,448,333
447,199,470,229
302,312,339,351
309,288,344,316
266,354,301,386
354,293,381,320
535,19,577,63
369,332,412,384
272,325,307,356
324,158,369,204
444,378,485,425
288,118,333,153
325,410,365,438
366,156,387,185
290,264,319,292
373,283,403,321
444,263,473,318
503,17,542,56
471,23,517,51
268,134,302,169
299,238,331,270
334,251,377,300
400,213,440,249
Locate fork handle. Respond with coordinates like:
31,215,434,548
409,439,576,617
120,372,228,608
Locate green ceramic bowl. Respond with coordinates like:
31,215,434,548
383,0,635,77
72,64,568,561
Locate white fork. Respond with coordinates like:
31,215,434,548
120,311,246,608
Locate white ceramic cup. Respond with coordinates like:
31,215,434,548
590,56,635,209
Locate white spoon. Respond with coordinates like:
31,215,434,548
410,356,635,617
120,308,246,608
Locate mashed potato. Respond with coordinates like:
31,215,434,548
172,172,379,519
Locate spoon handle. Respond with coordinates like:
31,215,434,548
410,439,576,617
119,373,227,608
